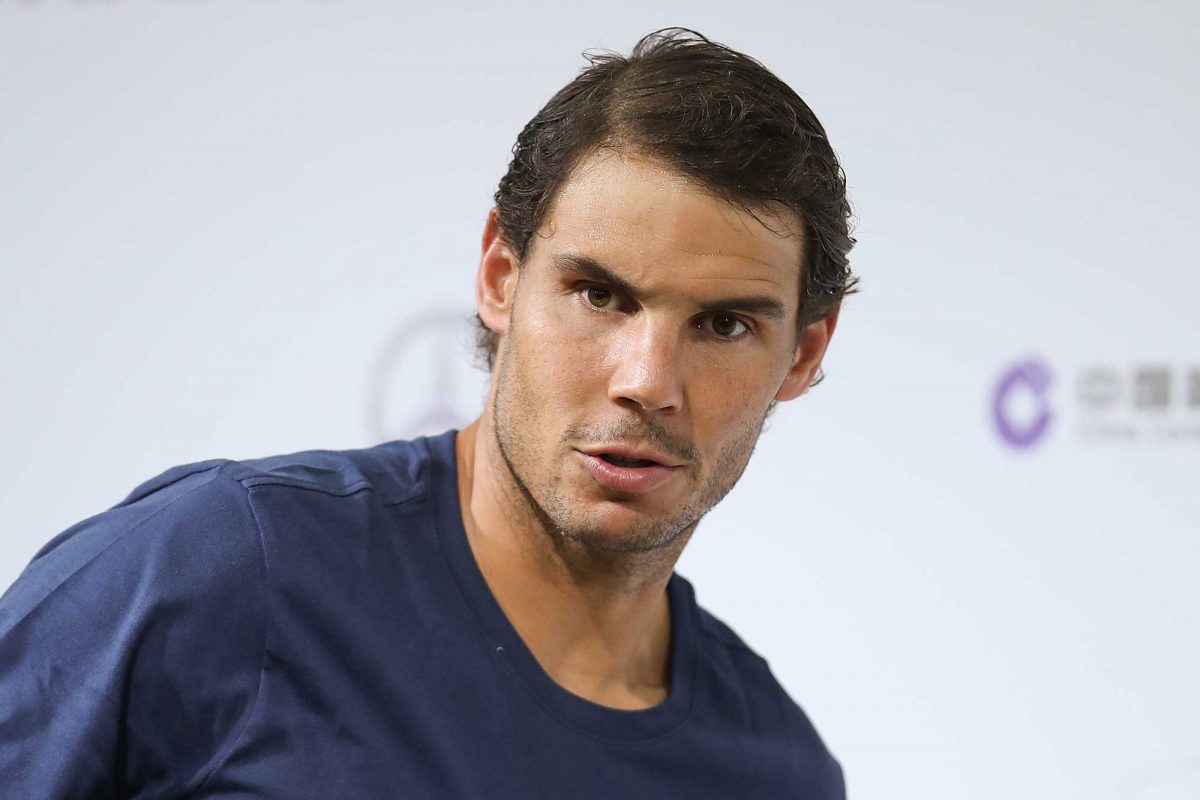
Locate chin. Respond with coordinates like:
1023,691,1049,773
555,505,686,555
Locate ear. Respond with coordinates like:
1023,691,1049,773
773,304,840,402
476,207,521,337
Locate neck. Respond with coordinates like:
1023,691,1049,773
454,413,682,709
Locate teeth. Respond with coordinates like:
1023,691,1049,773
603,454,655,468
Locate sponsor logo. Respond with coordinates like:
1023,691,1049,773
366,309,488,442
992,357,1054,449
992,358,1199,448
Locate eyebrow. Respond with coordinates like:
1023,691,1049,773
550,253,789,322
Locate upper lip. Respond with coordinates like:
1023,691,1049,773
579,445,684,468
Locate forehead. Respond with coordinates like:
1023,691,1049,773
533,150,804,298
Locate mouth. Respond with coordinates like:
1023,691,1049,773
579,445,683,469
595,453,661,468
575,449,682,494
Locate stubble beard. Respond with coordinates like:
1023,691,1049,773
490,331,770,557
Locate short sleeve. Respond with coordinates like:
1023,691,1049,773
0,461,268,799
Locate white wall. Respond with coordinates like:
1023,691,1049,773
2,2,1197,797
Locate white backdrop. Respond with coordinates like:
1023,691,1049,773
2,2,1197,798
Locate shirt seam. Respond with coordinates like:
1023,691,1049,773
490,647,698,747
235,476,426,507
188,481,273,794
237,476,374,497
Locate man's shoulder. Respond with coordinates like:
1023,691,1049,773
693,601,800,719
0,456,283,795
7,434,444,625
688,586,840,764
118,433,439,510
4,459,259,636
693,599,761,659
690,590,779,686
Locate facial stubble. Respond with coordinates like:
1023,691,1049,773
490,322,770,559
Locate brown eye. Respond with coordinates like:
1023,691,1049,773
585,287,613,309
709,313,747,339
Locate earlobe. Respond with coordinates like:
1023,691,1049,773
476,208,521,337
773,306,840,402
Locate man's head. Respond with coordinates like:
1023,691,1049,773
477,27,855,371
473,29,855,555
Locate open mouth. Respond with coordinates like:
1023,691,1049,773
577,450,678,493
597,453,659,468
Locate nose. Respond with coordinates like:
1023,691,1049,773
606,316,685,415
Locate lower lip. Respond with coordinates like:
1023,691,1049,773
576,451,681,494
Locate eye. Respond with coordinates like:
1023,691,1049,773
582,286,615,309
703,313,750,340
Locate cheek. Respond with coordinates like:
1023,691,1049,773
693,384,754,435
694,350,776,403
519,290,589,348
514,298,609,404
688,355,776,438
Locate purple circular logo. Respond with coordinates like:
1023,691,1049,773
992,357,1054,448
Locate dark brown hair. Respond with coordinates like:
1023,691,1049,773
475,27,857,376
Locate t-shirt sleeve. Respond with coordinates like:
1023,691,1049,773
0,461,268,799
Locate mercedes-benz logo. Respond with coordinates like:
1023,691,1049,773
366,308,490,442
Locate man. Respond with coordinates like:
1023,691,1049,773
0,28,855,798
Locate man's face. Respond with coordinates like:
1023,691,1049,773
485,149,818,554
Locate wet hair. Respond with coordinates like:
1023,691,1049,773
474,27,857,381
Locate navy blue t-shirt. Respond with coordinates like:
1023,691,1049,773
0,430,844,798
